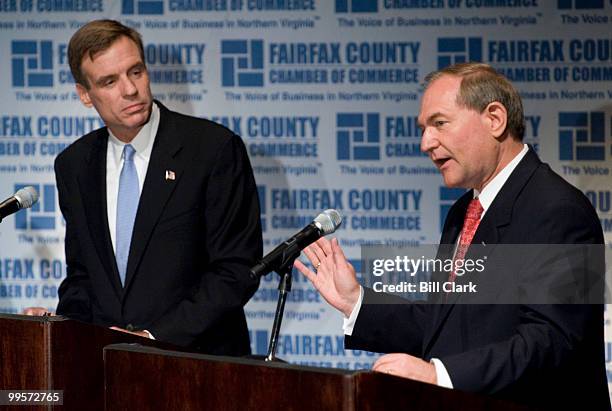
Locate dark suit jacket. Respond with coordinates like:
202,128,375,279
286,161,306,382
54,102,262,356
346,148,610,409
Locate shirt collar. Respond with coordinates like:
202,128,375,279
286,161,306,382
108,102,160,164
474,144,529,216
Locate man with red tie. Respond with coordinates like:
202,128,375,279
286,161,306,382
295,63,609,409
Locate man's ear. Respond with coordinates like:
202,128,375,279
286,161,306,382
76,83,93,108
483,101,508,139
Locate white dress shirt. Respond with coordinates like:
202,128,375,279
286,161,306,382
106,102,160,253
343,144,529,388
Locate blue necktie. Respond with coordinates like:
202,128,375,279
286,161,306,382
116,144,139,286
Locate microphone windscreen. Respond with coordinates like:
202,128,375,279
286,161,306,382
314,209,342,235
14,186,39,209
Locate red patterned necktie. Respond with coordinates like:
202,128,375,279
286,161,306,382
448,198,484,284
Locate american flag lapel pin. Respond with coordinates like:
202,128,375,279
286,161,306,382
165,170,176,181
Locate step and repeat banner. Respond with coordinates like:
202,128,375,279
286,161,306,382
0,0,611,386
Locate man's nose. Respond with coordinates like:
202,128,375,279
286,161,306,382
121,77,138,97
420,128,438,153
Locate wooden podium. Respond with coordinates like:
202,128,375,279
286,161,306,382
0,314,174,410
104,344,531,411
0,314,530,410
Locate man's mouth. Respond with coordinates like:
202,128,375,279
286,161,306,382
433,157,451,169
123,103,145,113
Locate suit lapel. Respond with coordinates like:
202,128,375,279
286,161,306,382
122,104,184,295
471,147,541,247
424,147,542,355
422,192,470,353
77,129,123,298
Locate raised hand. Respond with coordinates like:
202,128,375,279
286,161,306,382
294,237,361,317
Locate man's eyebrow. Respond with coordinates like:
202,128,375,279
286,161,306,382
94,74,117,86
93,62,146,86
129,62,146,71
418,112,444,128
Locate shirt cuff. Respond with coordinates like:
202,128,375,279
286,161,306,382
342,286,364,336
430,358,453,389
143,330,155,340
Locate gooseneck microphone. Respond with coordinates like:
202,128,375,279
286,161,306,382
250,209,342,279
0,186,39,222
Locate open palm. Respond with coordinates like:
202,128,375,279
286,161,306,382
294,237,360,317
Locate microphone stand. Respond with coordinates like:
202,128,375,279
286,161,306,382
264,250,300,362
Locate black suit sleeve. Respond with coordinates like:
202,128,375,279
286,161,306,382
345,288,432,355
55,158,93,322
440,199,604,393
148,134,262,346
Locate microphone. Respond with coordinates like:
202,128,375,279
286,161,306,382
0,186,39,222
250,209,342,278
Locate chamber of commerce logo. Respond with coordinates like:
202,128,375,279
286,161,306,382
11,41,53,87
437,38,482,70
14,184,56,230
122,0,164,14
335,0,378,12
559,112,606,161
336,113,380,161
439,187,465,232
221,40,264,87
558,0,603,9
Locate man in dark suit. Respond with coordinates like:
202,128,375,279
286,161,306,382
295,63,610,409
25,20,262,355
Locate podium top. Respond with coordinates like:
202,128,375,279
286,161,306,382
0,313,69,322
104,343,357,376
